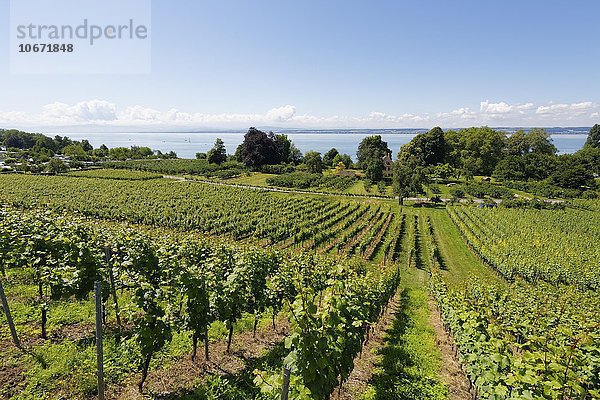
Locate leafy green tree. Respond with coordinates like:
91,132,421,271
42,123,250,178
93,144,109,158
356,135,390,181
80,139,93,152
357,135,389,166
323,148,339,167
493,153,558,182
289,143,303,164
527,128,557,155
207,138,227,165
548,155,596,190
445,127,506,176
5,134,25,149
364,158,384,182
63,144,89,160
273,134,292,163
398,126,446,166
392,160,426,205
195,152,207,160
45,158,68,174
575,146,600,176
109,147,130,161
506,129,556,156
332,153,353,169
505,130,529,156
585,124,600,148
303,151,323,174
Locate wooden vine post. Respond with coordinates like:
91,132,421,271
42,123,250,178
0,278,21,349
104,247,121,326
95,281,105,400
280,366,291,400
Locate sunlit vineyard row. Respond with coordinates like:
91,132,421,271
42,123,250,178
0,207,402,399
0,174,399,261
420,216,600,399
448,206,600,290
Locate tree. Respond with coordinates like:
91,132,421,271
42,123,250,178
493,153,557,182
364,158,384,182
63,144,89,160
527,128,557,155
5,134,24,149
392,160,426,205
273,134,292,164
357,135,390,182
46,158,68,174
323,148,339,167
445,127,506,176
575,146,600,176
506,129,556,156
585,124,600,148
195,152,207,160
303,151,323,173
80,139,93,152
398,126,446,166
207,138,227,165
548,155,596,190
505,130,529,156
333,153,353,169
93,144,109,158
237,128,278,168
289,143,303,164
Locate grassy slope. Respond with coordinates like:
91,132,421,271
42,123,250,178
426,208,501,287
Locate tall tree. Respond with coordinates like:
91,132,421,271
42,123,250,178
392,160,426,205
237,128,277,168
398,126,446,166
273,134,292,163
207,138,227,165
303,151,323,173
585,124,600,148
357,135,390,182
333,153,353,169
445,127,506,176
323,148,339,167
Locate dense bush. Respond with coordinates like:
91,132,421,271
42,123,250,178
504,181,583,199
463,182,513,199
501,197,566,210
266,172,356,191
104,159,246,177
258,163,296,174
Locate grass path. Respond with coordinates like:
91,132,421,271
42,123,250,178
357,211,448,400
426,208,501,286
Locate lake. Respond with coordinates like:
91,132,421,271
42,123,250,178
65,129,589,160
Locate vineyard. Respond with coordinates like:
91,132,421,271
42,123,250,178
66,169,164,181
0,208,401,399
0,171,599,400
447,206,600,289
428,207,600,399
0,174,401,262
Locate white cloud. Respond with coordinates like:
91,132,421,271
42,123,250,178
480,101,534,115
41,100,117,122
265,105,296,122
0,99,598,129
536,102,593,114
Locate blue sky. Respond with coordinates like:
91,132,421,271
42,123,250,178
1,0,599,130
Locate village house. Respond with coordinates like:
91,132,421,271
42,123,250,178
382,151,393,179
